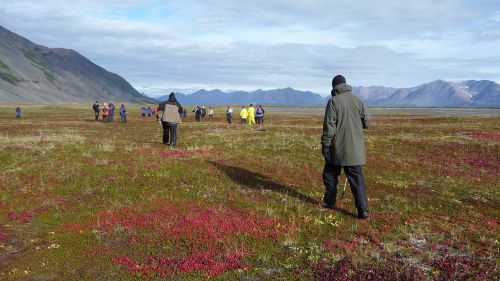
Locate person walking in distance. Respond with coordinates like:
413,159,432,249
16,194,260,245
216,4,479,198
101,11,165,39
92,101,100,121
226,105,233,124
259,105,265,125
108,102,115,122
240,106,248,124
321,75,371,219
255,105,264,125
101,102,109,122
16,107,22,119
193,106,202,122
158,92,183,148
248,104,256,126
201,106,207,119
119,104,127,123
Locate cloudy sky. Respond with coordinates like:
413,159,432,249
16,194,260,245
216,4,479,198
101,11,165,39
1,0,499,96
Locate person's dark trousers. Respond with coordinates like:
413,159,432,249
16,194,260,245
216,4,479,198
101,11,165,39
195,115,201,122
323,164,368,213
16,115,20,119
121,116,126,123
227,115,232,124
162,122,178,147
240,118,247,124
109,112,114,122
94,111,99,120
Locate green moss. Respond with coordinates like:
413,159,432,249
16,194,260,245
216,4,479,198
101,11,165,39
20,48,56,83
0,58,22,85
20,48,49,68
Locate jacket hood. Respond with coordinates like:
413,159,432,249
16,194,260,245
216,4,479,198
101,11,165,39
331,83,352,96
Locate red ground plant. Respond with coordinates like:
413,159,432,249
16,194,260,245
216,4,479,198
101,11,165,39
7,210,34,223
313,256,426,281
81,199,287,277
0,226,6,241
464,131,500,142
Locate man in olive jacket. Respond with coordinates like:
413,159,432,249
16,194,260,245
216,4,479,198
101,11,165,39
321,75,370,219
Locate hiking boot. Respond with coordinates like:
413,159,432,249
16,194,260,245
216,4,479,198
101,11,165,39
322,203,336,210
357,211,369,219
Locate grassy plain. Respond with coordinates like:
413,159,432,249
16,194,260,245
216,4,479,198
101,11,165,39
0,105,498,280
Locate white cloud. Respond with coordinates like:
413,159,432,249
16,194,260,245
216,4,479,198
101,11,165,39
1,0,499,94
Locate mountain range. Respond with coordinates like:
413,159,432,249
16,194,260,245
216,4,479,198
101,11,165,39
157,87,325,106
361,80,500,107
0,25,153,104
157,80,500,108
1,25,498,107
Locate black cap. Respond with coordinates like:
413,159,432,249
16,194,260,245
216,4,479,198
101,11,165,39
332,75,346,88
169,92,175,98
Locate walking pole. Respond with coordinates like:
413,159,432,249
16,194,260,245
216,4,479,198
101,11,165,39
341,177,348,199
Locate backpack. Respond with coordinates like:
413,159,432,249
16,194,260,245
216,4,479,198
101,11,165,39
103,107,108,113
201,108,206,117
93,104,99,111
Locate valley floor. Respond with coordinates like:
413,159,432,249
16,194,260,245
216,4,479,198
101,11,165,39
0,105,498,280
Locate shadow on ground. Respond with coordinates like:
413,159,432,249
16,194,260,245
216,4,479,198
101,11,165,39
209,161,319,205
210,161,357,218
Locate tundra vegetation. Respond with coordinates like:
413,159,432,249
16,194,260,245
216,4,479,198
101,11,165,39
0,105,498,280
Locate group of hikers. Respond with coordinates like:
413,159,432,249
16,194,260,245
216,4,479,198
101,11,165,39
235,104,265,125
93,101,127,123
140,106,156,118
191,106,215,122
91,100,267,127
87,75,370,219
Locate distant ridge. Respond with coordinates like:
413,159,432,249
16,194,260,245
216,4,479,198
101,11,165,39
0,25,154,103
155,80,500,108
366,80,500,107
157,87,325,106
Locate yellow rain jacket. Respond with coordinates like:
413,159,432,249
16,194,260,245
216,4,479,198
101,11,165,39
247,105,256,125
240,108,248,119
248,106,255,118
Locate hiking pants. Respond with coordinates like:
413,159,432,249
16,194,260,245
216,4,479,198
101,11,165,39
322,164,368,213
121,116,126,123
162,122,178,147
249,116,256,125
240,118,247,124
94,111,99,120
227,115,232,124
